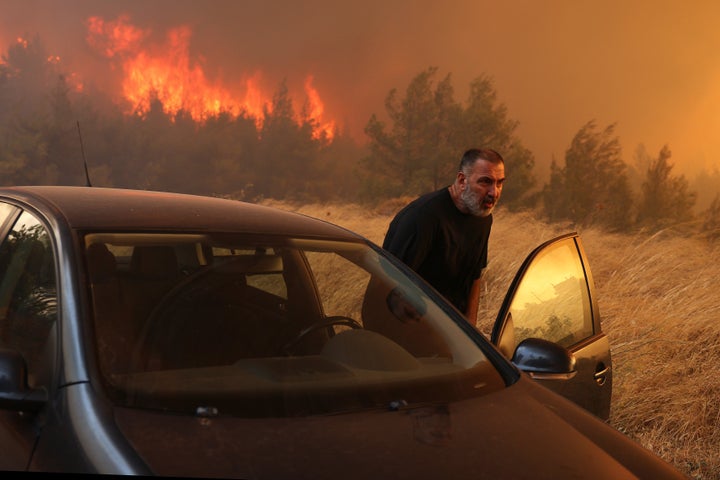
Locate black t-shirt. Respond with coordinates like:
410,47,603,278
382,188,492,312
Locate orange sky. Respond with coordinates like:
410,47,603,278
3,0,720,176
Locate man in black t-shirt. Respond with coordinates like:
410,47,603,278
383,148,505,324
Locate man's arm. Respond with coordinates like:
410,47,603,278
464,274,483,328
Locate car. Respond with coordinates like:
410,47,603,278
0,186,683,478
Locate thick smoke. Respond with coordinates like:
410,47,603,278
2,0,720,174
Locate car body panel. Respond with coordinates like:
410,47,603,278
29,382,150,474
24,378,680,478
107,377,678,479
0,186,356,237
0,409,37,471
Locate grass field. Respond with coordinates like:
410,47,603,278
264,198,718,479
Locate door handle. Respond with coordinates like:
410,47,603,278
594,365,610,386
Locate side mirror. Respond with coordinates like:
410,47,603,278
511,338,577,380
0,348,47,412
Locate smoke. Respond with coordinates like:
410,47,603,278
3,0,720,175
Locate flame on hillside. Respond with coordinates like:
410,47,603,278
85,15,335,139
7,36,85,92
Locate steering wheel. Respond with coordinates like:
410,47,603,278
131,261,244,370
282,315,362,355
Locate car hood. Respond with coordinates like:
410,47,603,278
113,376,682,479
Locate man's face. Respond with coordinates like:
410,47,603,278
459,159,505,217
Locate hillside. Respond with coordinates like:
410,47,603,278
264,199,719,479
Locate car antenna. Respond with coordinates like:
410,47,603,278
77,120,92,187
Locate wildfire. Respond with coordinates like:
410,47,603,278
85,15,335,139
3,37,84,92
305,75,336,140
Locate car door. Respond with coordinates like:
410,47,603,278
490,233,612,420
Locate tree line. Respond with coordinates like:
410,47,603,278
2,36,720,237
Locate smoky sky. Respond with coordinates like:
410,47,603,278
3,0,720,175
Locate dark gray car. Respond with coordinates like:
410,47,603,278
0,186,683,478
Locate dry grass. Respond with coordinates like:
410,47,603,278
264,199,719,479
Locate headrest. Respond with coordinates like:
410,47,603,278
86,243,117,283
131,246,179,278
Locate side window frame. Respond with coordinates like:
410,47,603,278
491,234,600,354
0,207,58,388
0,203,21,244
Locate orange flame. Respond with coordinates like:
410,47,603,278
305,75,336,140
85,15,335,140
6,37,83,92
86,15,147,58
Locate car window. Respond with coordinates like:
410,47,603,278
304,250,370,321
0,202,19,237
0,210,57,387
502,237,594,350
84,233,502,418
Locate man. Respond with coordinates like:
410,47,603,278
382,148,505,324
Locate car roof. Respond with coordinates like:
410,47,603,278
0,186,360,239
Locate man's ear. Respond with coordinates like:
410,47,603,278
456,171,467,189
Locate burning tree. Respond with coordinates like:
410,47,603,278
0,19,357,201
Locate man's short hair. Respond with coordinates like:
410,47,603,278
459,148,504,173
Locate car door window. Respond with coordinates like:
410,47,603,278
501,237,594,350
0,202,19,236
0,210,57,387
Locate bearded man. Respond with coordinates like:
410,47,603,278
382,148,505,324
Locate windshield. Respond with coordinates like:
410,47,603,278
84,233,503,417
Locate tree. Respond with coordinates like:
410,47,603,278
0,35,58,185
0,118,50,185
543,121,633,231
309,127,365,202
636,145,696,229
691,165,720,212
200,112,259,197
45,75,87,185
257,80,319,199
0,118,58,185
362,68,536,208
458,75,536,208
363,67,461,197
423,73,462,190
701,194,720,240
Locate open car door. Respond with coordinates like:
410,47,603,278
490,233,612,420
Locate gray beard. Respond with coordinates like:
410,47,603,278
461,187,493,217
